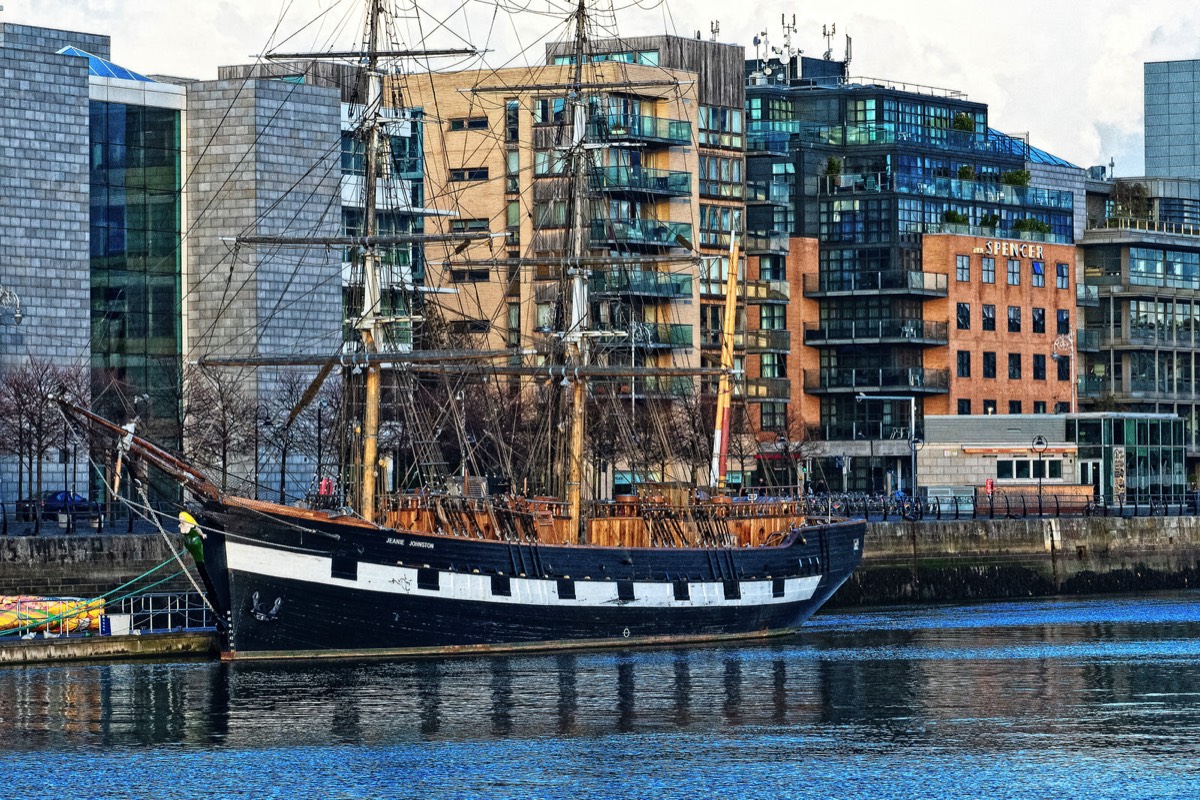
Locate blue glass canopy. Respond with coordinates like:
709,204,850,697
57,46,154,82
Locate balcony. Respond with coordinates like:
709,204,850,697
746,180,790,207
1075,329,1100,352
590,165,691,198
812,422,918,442
1099,329,1200,350
591,270,693,298
744,278,790,304
803,367,950,394
588,113,691,147
1076,284,1099,307
590,219,693,249
595,375,695,400
740,377,791,402
803,319,949,347
594,322,693,350
745,231,789,255
891,173,1073,211
744,328,791,353
1079,374,1200,402
802,270,948,298
912,221,1072,245
746,120,1034,160
818,172,894,195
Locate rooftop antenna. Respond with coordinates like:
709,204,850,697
1109,157,1116,178
710,20,720,42
752,31,769,64
822,23,836,60
780,14,799,81
844,34,853,71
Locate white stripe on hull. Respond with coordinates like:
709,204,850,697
226,541,821,609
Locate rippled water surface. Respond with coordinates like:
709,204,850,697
4,593,1200,798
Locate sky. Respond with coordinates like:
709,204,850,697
7,0,1200,176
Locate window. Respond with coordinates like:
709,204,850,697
449,116,488,131
956,254,971,282
983,351,996,379
1033,400,1047,414
760,255,785,281
1054,401,1071,413
1033,353,1046,380
1008,306,1021,333
533,97,566,124
957,350,971,378
956,302,971,330
506,201,520,230
505,99,519,141
957,399,971,415
982,304,996,331
449,167,488,182
1032,260,1045,287
1008,353,1022,380
1057,357,1070,381
1009,400,1022,414
1007,259,1020,285
983,399,997,415
982,257,995,284
761,305,785,329
1056,262,1069,289
1032,307,1045,334
1057,309,1070,335
761,402,786,431
505,151,519,193
450,218,489,232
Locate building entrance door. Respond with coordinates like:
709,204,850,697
1079,460,1102,498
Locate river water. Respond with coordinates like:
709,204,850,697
3,593,1200,799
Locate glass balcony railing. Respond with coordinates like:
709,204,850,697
589,114,691,147
802,270,948,297
1076,284,1099,306
590,219,693,248
743,278,790,304
746,120,1032,159
1075,329,1100,351
590,270,692,298
744,231,789,254
891,173,1073,210
803,367,950,393
741,377,791,402
803,319,949,345
590,166,691,197
596,376,695,399
912,221,1072,245
745,180,791,205
594,322,693,349
744,329,791,353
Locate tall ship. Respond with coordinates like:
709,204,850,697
68,0,864,660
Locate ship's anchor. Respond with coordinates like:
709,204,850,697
250,591,283,622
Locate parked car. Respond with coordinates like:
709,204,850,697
16,491,103,522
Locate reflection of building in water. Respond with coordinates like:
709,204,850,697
3,631,1197,748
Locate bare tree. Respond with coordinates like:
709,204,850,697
0,358,89,528
182,366,256,492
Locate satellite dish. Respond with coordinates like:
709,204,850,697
763,66,773,76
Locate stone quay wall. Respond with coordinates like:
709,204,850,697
832,516,1200,605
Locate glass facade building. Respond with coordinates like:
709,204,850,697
89,97,184,451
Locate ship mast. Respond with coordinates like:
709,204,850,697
564,0,590,542
709,235,741,492
355,0,386,522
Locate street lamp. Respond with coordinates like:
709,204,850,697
1052,334,1075,413
1032,434,1048,514
858,392,918,496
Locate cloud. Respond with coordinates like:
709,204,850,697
9,0,1200,177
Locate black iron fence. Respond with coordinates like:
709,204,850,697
802,492,1198,522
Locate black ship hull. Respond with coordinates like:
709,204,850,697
197,505,864,660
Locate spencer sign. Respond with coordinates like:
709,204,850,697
984,240,1045,259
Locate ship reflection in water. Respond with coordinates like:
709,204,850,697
3,593,1200,799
